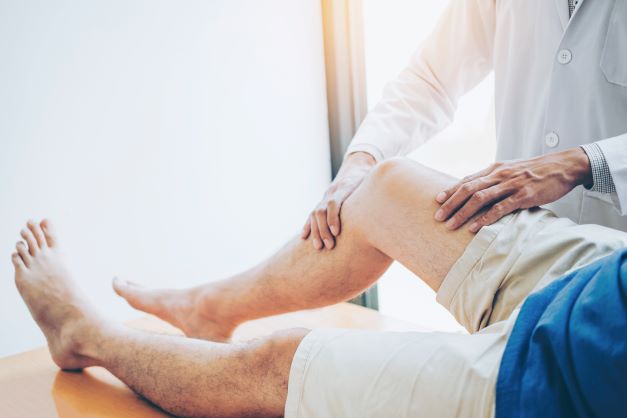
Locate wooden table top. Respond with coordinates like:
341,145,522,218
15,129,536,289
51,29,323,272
0,303,427,418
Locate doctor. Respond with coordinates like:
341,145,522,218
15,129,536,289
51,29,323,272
303,0,627,250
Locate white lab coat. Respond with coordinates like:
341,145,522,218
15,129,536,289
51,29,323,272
347,0,627,231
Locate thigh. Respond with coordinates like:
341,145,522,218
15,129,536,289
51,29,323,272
438,207,627,333
285,327,507,418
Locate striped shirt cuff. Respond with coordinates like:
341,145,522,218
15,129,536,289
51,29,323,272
581,143,616,194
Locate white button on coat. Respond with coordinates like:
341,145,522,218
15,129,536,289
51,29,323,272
545,132,560,148
347,0,627,231
557,49,572,64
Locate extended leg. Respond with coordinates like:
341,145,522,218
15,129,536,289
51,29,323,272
114,159,477,340
84,327,306,418
12,220,304,418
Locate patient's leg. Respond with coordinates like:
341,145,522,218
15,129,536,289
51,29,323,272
114,159,477,340
13,220,303,418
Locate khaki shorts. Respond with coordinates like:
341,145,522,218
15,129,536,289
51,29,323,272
284,208,627,418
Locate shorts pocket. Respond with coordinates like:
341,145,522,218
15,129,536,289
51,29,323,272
600,0,627,87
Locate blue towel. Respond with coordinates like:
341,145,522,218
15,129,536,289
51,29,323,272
496,248,627,418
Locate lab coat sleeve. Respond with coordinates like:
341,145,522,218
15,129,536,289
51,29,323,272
345,0,496,162
596,134,627,215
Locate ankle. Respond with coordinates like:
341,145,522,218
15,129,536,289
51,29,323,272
68,318,118,362
195,281,247,327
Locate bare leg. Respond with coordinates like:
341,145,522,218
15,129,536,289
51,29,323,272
114,159,477,340
11,157,479,416
12,220,304,418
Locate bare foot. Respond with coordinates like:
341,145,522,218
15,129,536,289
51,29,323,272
112,279,238,342
12,220,103,370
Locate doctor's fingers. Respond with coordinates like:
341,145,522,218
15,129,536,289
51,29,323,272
436,164,498,204
444,182,516,230
435,177,500,223
326,198,342,237
309,214,323,250
468,195,523,233
314,208,335,250
302,197,342,243
301,221,311,239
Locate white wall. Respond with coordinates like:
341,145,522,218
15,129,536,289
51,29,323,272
0,0,330,356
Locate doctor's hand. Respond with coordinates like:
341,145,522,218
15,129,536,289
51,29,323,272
434,147,593,233
301,151,376,250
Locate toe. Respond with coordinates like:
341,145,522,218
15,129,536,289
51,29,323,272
20,227,39,256
16,242,31,267
112,277,162,315
11,252,25,271
41,219,58,248
28,220,48,250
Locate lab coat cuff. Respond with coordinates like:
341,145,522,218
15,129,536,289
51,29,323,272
344,143,385,163
596,134,627,216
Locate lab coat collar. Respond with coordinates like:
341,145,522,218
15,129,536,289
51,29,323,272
553,0,570,31
554,0,587,32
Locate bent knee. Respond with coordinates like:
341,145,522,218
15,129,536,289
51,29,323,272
367,157,438,195
370,157,414,181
